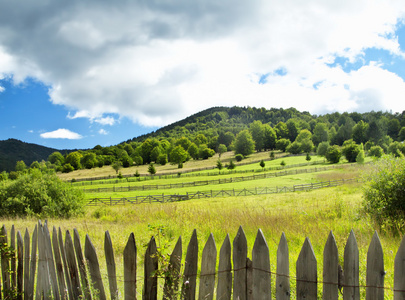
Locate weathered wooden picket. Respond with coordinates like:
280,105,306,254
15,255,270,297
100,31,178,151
1,222,403,299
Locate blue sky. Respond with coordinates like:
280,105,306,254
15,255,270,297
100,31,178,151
1,1,405,150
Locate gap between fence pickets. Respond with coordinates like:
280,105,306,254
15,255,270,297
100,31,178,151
1,223,405,299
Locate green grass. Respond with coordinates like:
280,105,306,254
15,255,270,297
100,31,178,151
1,183,401,299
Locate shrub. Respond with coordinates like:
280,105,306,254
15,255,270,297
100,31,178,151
325,145,341,164
363,156,405,233
0,170,85,218
368,146,384,158
227,160,236,170
235,154,244,162
342,140,361,163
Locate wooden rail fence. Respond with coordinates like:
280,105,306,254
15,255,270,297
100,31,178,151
81,166,336,194
86,178,360,206
1,222,404,299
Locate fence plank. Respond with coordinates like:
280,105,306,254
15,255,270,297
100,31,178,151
43,224,60,300
11,225,16,291
123,233,137,300
58,228,73,300
17,231,23,300
104,230,118,299
343,230,360,300
233,226,247,300
366,231,384,300
199,233,217,300
163,236,182,300
296,237,317,300
0,225,11,295
217,234,232,300
252,229,271,300
24,229,30,300
36,221,51,300
84,234,106,300
64,230,83,299
52,227,67,300
323,231,338,300
73,229,91,300
28,225,37,300
143,236,158,300
394,234,405,300
182,229,198,300
276,232,290,300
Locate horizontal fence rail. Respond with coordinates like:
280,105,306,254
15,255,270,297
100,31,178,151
68,154,316,183
0,223,404,299
81,165,337,194
86,178,360,206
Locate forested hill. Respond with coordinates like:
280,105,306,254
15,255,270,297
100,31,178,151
128,106,315,143
2,106,405,173
0,139,70,172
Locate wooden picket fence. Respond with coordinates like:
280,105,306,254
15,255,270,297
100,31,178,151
1,222,405,299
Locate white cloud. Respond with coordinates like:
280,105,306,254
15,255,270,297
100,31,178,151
98,129,108,135
1,0,405,127
40,129,83,140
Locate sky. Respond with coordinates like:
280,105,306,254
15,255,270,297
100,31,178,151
1,1,405,150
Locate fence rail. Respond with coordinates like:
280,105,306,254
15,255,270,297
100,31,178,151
86,178,360,206
68,154,316,184
1,222,404,299
81,165,337,194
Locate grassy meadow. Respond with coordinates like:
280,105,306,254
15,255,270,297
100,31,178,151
1,152,398,299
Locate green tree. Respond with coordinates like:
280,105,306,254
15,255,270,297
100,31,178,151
275,122,289,140
286,119,300,142
295,129,312,143
387,119,401,140
15,160,27,172
325,145,341,164
48,151,65,166
276,139,291,152
193,134,207,146
112,160,123,174
301,139,314,153
65,152,82,170
352,120,369,144
317,141,330,157
312,123,329,146
81,153,97,169
367,120,384,144
249,120,264,151
227,160,236,170
216,160,223,171
170,146,188,167
217,144,227,157
368,146,384,158
286,141,302,154
157,154,168,165
263,124,277,150
148,163,156,175
188,143,199,160
398,127,405,141
0,169,85,218
259,160,265,170
234,130,255,157
342,140,361,163
356,149,365,164
198,145,215,159
175,137,192,151
306,153,312,161
363,156,405,232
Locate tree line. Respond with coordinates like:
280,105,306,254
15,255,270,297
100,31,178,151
1,106,405,178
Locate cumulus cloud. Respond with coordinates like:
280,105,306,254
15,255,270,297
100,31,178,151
98,129,108,135
1,0,405,127
40,129,83,140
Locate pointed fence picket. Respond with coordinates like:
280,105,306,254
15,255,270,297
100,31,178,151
0,223,403,299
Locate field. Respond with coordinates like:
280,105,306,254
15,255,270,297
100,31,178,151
1,151,399,298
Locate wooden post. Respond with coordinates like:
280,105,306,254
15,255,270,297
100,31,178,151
323,231,338,300
182,229,198,300
163,237,182,300
217,234,232,300
24,229,30,300
344,230,360,300
252,229,271,300
233,226,247,300
17,231,23,300
366,231,384,300
394,234,405,299
84,235,106,300
296,238,317,300
64,230,83,299
143,236,158,300
123,233,137,300
276,232,290,300
105,231,118,299
199,234,217,300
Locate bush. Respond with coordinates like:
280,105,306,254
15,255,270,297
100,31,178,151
235,154,244,162
342,140,361,163
0,170,85,218
363,156,405,233
325,145,341,164
227,160,236,170
368,146,384,158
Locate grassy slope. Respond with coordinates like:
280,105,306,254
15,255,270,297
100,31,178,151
1,154,397,298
